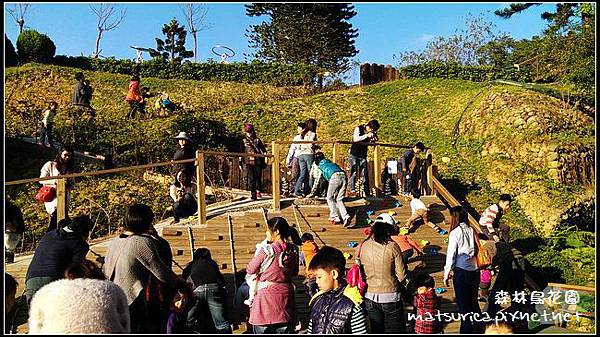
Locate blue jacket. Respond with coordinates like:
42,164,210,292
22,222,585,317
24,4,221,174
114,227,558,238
318,159,343,181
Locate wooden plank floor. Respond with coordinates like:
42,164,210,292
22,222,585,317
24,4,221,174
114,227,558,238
6,195,465,333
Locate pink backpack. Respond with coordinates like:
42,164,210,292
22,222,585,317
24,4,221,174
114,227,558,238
480,269,492,285
346,242,367,295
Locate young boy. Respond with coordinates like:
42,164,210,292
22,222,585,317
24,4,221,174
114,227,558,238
399,142,425,195
306,152,351,226
479,194,512,242
300,233,320,298
413,273,442,334
166,282,193,334
404,188,446,235
38,101,58,148
307,246,368,334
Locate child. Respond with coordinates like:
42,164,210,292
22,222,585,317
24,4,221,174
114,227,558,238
404,188,446,235
5,273,18,334
479,194,512,242
381,166,398,196
308,161,328,198
306,152,351,226
413,273,442,334
126,75,144,119
399,142,425,195
307,246,368,334
38,101,58,148
484,322,513,334
300,233,320,298
166,282,193,334
243,238,270,306
161,92,177,113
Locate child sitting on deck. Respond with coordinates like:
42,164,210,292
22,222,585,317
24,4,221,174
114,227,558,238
300,233,320,298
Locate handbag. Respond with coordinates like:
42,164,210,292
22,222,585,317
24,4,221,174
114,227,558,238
35,185,56,203
346,241,367,296
475,232,492,269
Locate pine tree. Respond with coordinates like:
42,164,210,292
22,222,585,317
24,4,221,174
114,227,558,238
150,18,194,64
246,3,359,84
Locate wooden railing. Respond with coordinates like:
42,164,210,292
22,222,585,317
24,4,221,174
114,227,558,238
546,283,595,327
6,140,427,227
430,173,541,291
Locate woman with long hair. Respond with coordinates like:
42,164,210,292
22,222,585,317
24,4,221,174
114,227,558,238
443,206,480,333
246,217,299,334
293,118,318,197
359,220,409,333
39,145,75,232
241,123,267,200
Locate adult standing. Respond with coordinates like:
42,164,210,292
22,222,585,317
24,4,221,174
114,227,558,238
284,122,306,197
293,119,318,197
169,170,198,224
443,206,481,334
126,75,145,119
24,215,92,304
102,204,178,334
5,201,25,264
39,145,75,232
241,123,267,200
359,220,409,333
399,142,425,195
38,101,58,148
71,72,94,118
484,240,526,318
183,248,232,333
348,119,380,198
246,217,299,334
173,131,196,177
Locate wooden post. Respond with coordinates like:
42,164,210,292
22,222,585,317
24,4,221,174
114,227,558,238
332,141,339,166
195,151,207,225
227,215,237,293
271,141,281,211
187,226,195,257
56,178,67,223
373,145,381,194
426,150,433,195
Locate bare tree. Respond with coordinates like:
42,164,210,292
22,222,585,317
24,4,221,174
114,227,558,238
90,4,127,58
181,4,210,62
8,4,31,34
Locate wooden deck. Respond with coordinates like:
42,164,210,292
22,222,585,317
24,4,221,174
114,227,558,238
6,195,466,333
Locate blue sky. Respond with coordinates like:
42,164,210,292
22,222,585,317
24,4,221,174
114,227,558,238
4,2,557,83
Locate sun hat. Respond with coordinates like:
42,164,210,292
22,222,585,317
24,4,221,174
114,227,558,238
174,131,192,142
375,213,396,226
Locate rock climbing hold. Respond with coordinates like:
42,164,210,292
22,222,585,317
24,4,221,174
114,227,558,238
387,210,397,216
395,202,402,207
435,287,447,294
366,219,373,225
366,210,374,216
399,228,409,235
439,229,448,235
343,252,352,260
348,241,359,248
419,240,430,247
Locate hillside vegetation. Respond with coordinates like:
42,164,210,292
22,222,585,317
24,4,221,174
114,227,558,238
5,63,595,285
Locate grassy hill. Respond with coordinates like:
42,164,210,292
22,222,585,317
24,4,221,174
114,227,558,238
5,63,595,285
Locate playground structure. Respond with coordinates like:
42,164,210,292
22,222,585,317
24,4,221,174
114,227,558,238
212,45,235,64
130,45,156,63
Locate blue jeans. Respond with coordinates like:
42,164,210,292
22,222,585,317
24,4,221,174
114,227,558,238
25,276,58,304
187,283,231,333
294,154,313,195
253,322,294,334
348,154,370,196
453,267,481,334
364,298,405,333
326,172,348,220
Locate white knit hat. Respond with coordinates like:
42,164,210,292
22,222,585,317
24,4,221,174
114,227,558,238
376,213,396,226
28,278,130,333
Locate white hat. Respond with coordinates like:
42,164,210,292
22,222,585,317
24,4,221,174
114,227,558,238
28,278,130,333
376,213,396,225
174,131,192,142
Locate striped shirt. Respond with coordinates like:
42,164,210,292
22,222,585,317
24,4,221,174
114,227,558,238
479,204,503,235
307,305,368,334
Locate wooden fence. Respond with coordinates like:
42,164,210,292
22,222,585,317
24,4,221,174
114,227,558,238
360,63,399,86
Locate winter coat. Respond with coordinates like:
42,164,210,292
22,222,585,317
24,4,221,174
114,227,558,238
126,80,143,103
359,238,408,294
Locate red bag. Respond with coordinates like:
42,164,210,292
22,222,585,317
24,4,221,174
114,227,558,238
346,242,367,296
35,185,56,203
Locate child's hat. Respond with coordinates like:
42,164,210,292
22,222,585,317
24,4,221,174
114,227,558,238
375,213,396,225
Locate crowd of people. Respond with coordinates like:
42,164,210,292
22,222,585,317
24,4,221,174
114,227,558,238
7,102,530,334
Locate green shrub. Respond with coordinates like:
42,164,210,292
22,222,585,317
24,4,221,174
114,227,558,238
5,34,18,67
17,30,56,64
52,56,320,86
397,61,532,82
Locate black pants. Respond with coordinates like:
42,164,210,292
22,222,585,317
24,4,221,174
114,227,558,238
364,298,405,333
453,267,481,334
47,211,58,232
402,170,413,193
128,101,146,118
173,193,198,221
129,294,162,333
247,164,262,199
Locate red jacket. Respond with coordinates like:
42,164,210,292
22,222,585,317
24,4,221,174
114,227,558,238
126,80,143,103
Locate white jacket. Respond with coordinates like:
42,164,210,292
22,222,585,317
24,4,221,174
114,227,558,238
28,278,130,333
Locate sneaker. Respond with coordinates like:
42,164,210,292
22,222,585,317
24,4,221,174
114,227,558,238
256,192,263,198
343,216,352,227
5,251,15,264
330,217,341,225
